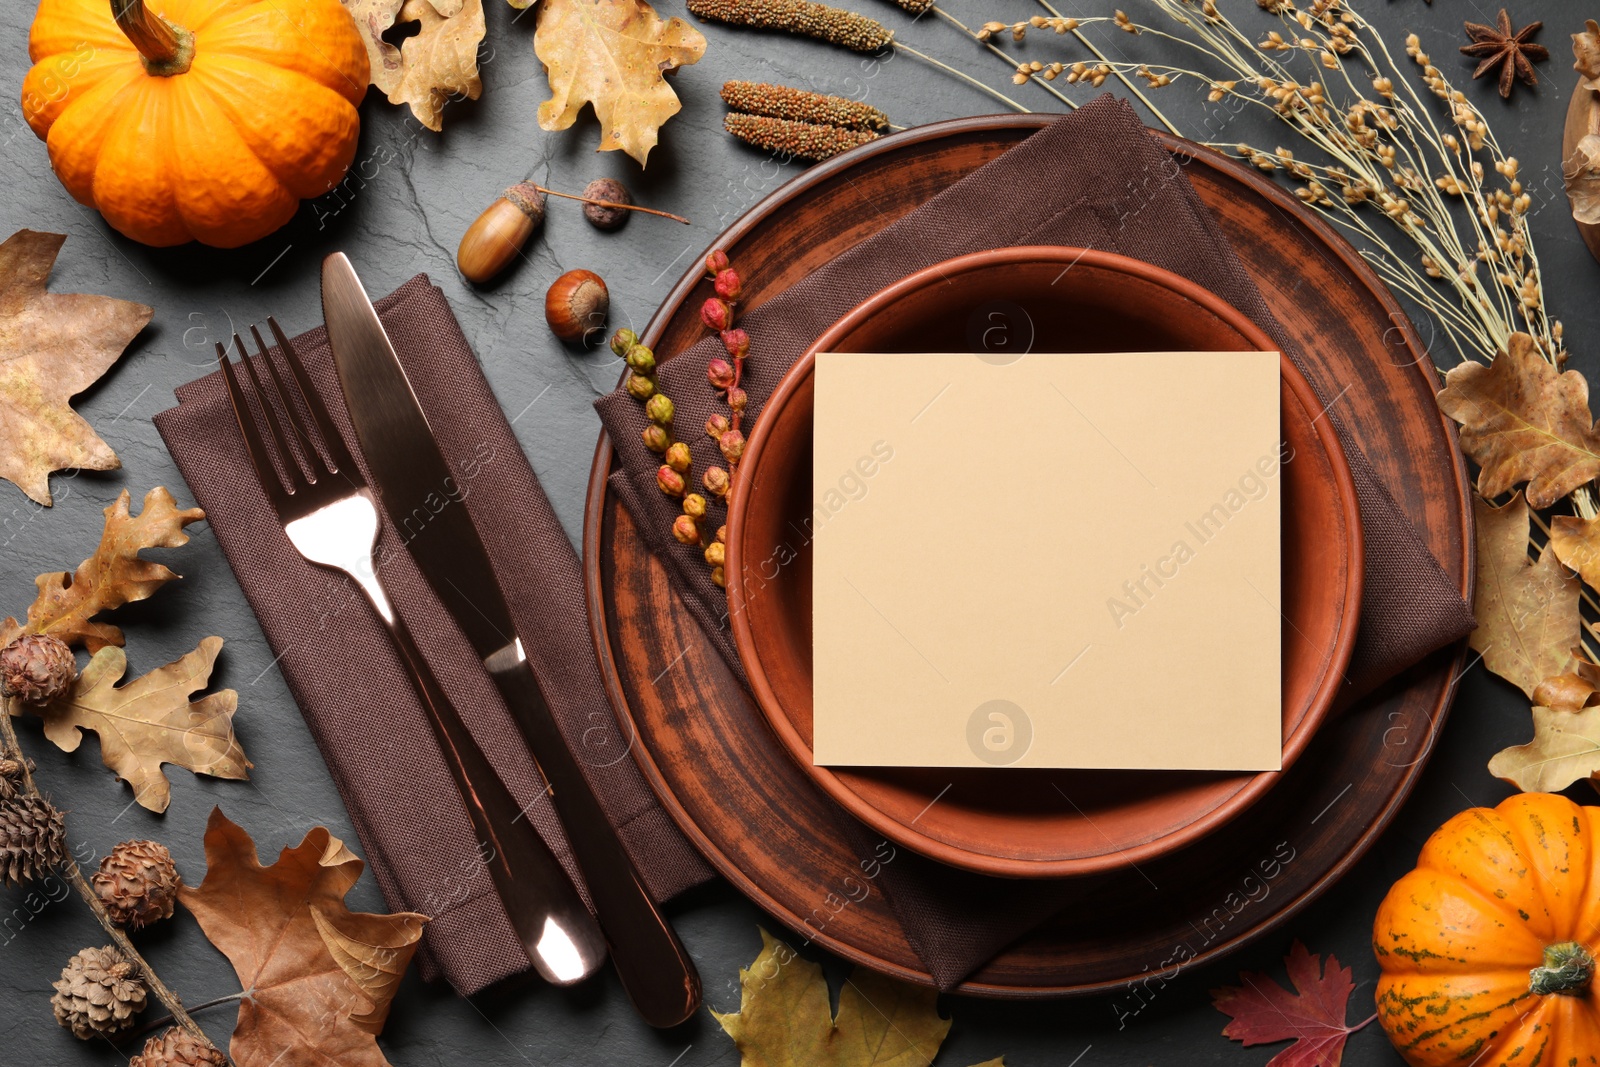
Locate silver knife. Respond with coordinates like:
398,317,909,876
321,253,701,1028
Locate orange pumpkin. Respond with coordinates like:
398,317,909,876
1374,792,1600,1066
21,0,368,248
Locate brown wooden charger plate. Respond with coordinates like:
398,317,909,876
582,115,1473,996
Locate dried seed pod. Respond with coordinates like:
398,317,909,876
1,634,77,706
458,182,546,285
0,790,67,886
130,1027,226,1067
686,0,892,52
724,112,879,162
93,840,181,930
582,178,633,230
720,80,890,130
665,441,693,473
545,268,609,343
671,514,702,545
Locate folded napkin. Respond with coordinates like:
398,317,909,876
155,277,714,995
595,94,1476,990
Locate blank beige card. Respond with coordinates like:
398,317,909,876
811,351,1282,770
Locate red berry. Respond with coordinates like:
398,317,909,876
672,514,702,545
657,465,686,496
705,249,731,275
714,269,743,301
700,298,733,332
707,358,735,389
727,387,748,412
720,328,750,359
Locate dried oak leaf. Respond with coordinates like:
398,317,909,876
180,809,426,1067
1489,703,1600,792
0,487,205,653
1550,510,1600,591
1531,657,1600,710
20,637,249,813
375,0,485,132
1436,332,1600,509
1471,492,1581,698
1564,134,1600,226
0,230,151,506
340,0,406,93
714,928,1003,1067
534,0,706,166
1212,941,1375,1067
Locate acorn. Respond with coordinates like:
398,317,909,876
545,269,610,343
582,178,633,231
458,182,546,284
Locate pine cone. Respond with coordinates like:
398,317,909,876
51,945,147,1040
0,791,66,886
93,840,181,929
0,634,78,706
130,1027,226,1067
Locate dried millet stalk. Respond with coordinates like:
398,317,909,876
721,81,890,130
686,0,892,52
725,113,879,161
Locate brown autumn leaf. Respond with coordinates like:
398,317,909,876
1550,510,1600,591
535,0,706,165
1436,332,1600,509
341,0,406,93
19,637,249,813
714,928,1003,1067
1575,19,1600,88
1563,135,1600,226
1471,492,1581,698
181,809,427,1067
1489,704,1600,792
0,487,206,653
377,0,485,132
0,230,151,506
1532,658,1600,710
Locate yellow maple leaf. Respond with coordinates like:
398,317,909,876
535,0,706,165
0,230,151,505
20,637,250,813
1471,492,1581,699
714,928,1003,1067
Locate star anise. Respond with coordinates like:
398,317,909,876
1461,10,1549,99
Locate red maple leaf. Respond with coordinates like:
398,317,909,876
1210,941,1377,1067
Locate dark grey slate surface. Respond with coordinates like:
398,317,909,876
0,0,1592,1063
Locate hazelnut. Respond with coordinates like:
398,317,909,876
458,182,545,285
582,178,633,231
545,269,609,343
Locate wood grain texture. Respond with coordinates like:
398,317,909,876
582,116,1473,996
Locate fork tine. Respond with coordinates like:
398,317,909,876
233,332,310,493
217,342,292,510
250,324,335,484
267,317,359,478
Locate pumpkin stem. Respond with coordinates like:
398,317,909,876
110,0,194,76
1529,941,1595,996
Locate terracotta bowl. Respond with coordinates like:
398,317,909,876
725,246,1363,879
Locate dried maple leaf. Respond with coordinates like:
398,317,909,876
181,809,426,1067
378,0,485,132
1212,941,1375,1067
535,0,706,165
1436,332,1600,509
19,637,249,813
714,928,1002,1067
1489,704,1600,792
0,487,205,653
0,230,151,506
1471,492,1581,698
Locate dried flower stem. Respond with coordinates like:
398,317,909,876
533,185,689,224
933,7,1077,109
893,40,1031,112
0,707,228,1063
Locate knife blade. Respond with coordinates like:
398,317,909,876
321,253,701,1028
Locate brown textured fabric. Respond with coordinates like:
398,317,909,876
595,95,1476,989
155,277,713,996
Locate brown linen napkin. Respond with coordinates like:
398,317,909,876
155,277,714,996
595,94,1476,990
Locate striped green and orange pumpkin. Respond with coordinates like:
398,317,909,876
1374,792,1600,1066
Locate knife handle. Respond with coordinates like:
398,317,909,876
361,581,608,986
488,655,702,1028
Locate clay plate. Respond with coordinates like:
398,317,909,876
724,247,1362,878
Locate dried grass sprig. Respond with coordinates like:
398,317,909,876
686,0,892,52
721,81,891,130
724,113,881,160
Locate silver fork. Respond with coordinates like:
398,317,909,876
217,320,607,986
